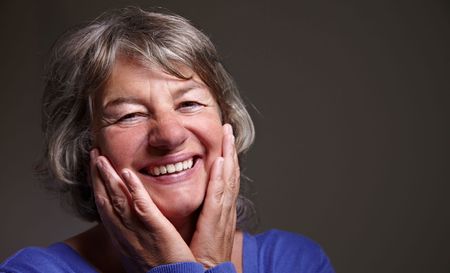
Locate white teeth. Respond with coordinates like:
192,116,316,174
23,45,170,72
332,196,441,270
150,158,194,176
167,164,176,173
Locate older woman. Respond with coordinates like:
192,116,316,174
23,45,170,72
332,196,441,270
1,7,334,273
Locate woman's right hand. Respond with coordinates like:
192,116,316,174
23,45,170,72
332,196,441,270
90,149,196,272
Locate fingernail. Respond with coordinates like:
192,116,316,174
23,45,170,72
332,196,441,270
218,157,224,166
96,196,106,207
122,169,130,179
90,148,99,159
96,158,105,169
225,124,233,135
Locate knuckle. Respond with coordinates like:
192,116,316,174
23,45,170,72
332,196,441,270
228,175,239,191
223,197,235,209
132,197,149,216
101,169,113,181
214,189,225,202
230,174,238,186
94,194,107,207
111,197,128,214
121,217,135,230
208,186,224,206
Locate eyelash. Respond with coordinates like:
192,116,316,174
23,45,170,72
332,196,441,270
117,112,147,123
114,101,205,124
178,101,205,110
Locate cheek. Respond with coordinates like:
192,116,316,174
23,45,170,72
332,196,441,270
189,117,223,163
97,126,147,168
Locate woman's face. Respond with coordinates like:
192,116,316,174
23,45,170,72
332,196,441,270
92,57,223,224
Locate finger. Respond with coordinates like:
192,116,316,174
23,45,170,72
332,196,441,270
222,124,240,205
93,153,140,235
90,149,106,207
90,149,112,212
193,156,224,233
121,169,194,260
121,169,171,231
96,156,132,219
209,156,225,203
90,150,129,232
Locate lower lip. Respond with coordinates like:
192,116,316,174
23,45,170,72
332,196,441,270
141,159,202,185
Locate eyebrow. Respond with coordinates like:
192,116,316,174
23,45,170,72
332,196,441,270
103,96,144,109
172,81,207,98
103,80,208,109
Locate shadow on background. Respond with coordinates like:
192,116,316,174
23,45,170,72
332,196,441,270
1,1,449,273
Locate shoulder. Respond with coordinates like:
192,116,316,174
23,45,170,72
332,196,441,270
255,229,316,247
253,229,324,260
1,246,59,273
250,229,335,273
1,243,93,273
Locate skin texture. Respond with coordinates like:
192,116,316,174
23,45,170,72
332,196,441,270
85,56,242,272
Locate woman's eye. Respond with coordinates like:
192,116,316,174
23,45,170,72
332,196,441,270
117,112,147,123
178,101,204,112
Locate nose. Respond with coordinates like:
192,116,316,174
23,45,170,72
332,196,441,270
148,114,188,151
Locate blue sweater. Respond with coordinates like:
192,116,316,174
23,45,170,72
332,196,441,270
1,229,335,273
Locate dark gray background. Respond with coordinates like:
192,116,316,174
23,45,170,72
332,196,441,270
1,1,449,272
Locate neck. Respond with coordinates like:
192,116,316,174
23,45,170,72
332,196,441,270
65,224,124,273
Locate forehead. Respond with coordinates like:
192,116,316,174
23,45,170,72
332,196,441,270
109,55,196,85
95,56,210,103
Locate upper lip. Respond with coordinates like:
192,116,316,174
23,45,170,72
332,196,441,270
137,152,199,170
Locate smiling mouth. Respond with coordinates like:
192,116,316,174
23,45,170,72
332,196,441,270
141,157,198,177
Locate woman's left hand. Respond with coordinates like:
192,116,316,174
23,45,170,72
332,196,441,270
189,124,240,268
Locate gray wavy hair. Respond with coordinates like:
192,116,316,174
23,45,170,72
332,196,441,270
36,7,257,230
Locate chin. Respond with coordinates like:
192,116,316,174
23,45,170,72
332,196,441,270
139,165,208,222
153,191,205,222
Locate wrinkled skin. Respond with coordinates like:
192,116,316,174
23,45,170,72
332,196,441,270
90,57,240,271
